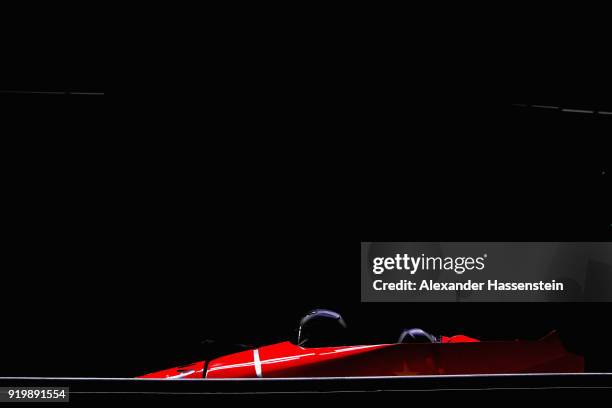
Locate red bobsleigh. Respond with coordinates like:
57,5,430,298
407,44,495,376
139,309,583,379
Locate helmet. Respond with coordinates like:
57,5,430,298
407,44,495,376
297,309,347,347
398,328,438,343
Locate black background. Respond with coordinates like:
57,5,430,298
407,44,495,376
1,21,611,380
